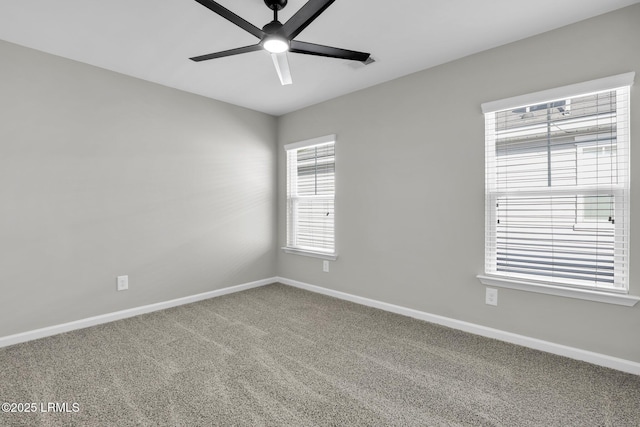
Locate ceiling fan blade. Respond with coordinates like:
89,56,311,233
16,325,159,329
194,0,265,39
290,40,370,62
271,53,293,85
190,44,263,62
281,0,335,40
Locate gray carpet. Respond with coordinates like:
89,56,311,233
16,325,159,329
0,283,639,426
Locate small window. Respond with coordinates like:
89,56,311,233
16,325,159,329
284,135,336,257
482,74,632,293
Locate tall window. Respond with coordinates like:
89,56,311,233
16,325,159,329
482,74,633,293
284,135,336,257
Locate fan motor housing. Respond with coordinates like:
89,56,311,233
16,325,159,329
264,0,287,11
263,20,284,34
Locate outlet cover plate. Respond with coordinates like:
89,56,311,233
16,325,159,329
486,287,498,306
117,275,129,291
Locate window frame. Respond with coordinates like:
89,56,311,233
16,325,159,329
478,73,639,306
282,134,337,260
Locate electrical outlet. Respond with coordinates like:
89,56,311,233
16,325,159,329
323,260,329,272
485,287,498,306
117,275,129,291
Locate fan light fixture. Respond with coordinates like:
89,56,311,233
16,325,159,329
263,37,289,53
190,0,372,85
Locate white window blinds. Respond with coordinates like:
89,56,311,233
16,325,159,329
483,74,633,292
285,135,335,254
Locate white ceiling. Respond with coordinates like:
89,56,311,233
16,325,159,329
0,0,637,116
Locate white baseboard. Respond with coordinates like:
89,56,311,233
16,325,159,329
276,277,640,376
4,275,638,376
0,277,277,349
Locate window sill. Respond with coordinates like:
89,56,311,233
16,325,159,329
477,274,640,307
282,247,338,261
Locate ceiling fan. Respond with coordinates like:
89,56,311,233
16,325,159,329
190,0,372,85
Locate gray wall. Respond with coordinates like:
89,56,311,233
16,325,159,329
277,4,640,363
0,40,277,337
